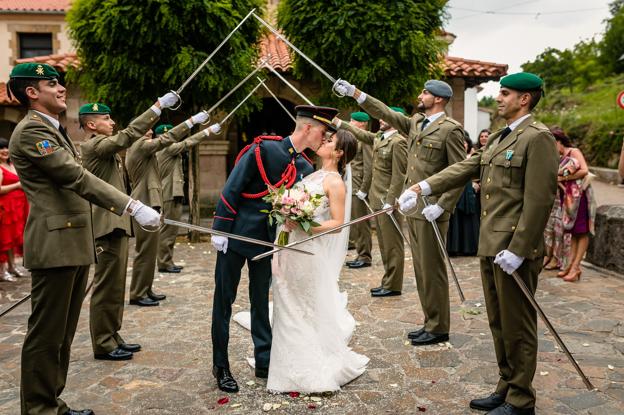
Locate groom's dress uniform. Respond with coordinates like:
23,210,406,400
212,135,314,371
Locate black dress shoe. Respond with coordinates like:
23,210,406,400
345,260,357,267
347,260,371,269
371,288,401,297
172,264,184,270
158,266,181,273
470,392,506,411
369,286,383,293
118,343,141,353
407,327,426,339
255,367,269,378
129,297,159,306
64,409,95,415
213,366,239,393
94,347,133,361
486,402,535,415
147,290,166,301
411,331,449,346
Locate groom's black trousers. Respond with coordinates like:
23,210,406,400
212,249,272,369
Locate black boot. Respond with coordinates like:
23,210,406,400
486,402,535,415
469,392,506,411
213,366,239,393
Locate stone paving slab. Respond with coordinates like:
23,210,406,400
1,235,623,414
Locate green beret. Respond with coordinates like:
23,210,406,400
10,63,59,79
154,124,173,135
350,112,370,122
389,106,407,115
79,103,111,115
500,72,543,92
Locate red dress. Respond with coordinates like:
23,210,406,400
0,165,29,262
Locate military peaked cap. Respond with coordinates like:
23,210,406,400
295,105,339,131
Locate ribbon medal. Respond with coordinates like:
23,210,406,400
505,150,514,161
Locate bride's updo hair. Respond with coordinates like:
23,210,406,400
334,130,358,177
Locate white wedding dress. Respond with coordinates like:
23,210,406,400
234,168,368,393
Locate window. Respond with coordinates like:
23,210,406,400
18,33,53,59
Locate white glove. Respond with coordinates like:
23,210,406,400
333,80,356,97
211,235,228,254
128,200,161,228
356,190,367,201
382,203,393,216
494,250,524,275
158,92,179,109
422,204,444,222
398,189,418,212
208,123,221,135
191,110,209,125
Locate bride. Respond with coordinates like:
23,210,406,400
236,129,369,393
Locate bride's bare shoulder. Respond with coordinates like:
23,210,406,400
322,172,345,194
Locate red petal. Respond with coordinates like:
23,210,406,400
418,406,427,412
308,404,317,409
217,397,230,405
431,380,436,384
289,391,300,398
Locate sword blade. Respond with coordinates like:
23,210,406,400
259,77,296,122
374,197,412,251
176,8,257,94
251,205,394,262
263,63,315,105
253,12,337,84
220,79,266,125
510,270,595,390
163,219,314,256
422,196,466,303
206,60,267,114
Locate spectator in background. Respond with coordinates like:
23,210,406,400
476,128,490,149
446,132,480,256
544,128,596,282
0,137,29,281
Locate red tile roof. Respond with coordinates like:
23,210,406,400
15,52,79,71
0,82,20,106
258,33,508,82
0,0,71,13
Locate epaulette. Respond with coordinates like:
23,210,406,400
528,120,549,132
29,113,45,123
442,117,462,127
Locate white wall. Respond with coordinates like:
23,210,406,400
477,109,492,135
463,86,478,143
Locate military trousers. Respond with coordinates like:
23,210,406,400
90,231,129,354
212,249,272,370
157,199,183,269
481,256,541,409
350,195,372,263
406,217,450,334
21,265,89,415
129,218,160,300
375,211,404,292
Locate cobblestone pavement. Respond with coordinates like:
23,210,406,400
1,229,623,415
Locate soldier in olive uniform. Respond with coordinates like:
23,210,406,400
80,100,168,360
401,73,557,415
156,122,222,273
344,111,373,269
336,108,408,296
126,113,208,306
7,63,162,415
334,79,466,345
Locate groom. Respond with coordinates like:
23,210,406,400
210,105,338,393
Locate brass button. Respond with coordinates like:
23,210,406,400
428,144,432,148
485,194,490,200
417,142,421,145
67,222,72,227
482,210,487,216
511,225,516,230
487,178,491,183
411,167,415,170
110,207,115,212
489,163,493,167
534,249,538,253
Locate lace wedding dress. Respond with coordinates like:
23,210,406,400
267,169,368,393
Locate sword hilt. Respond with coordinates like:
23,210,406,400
199,110,211,125
169,90,182,111
331,79,347,98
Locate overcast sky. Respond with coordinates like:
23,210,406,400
445,0,614,97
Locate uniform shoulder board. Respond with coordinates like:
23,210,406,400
528,120,549,131
444,117,462,127
29,113,45,123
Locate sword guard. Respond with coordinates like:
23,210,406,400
332,79,346,98
169,90,182,111
200,110,211,125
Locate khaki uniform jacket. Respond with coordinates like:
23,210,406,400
349,139,373,195
360,95,466,220
125,122,190,209
340,122,408,210
157,129,207,202
81,107,159,239
8,110,130,269
425,115,559,259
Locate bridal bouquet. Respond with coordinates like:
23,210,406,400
261,185,323,245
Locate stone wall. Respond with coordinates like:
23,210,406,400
586,205,624,274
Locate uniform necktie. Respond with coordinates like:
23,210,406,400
500,127,512,140
421,119,430,131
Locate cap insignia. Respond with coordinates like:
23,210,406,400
35,65,44,76
92,103,99,111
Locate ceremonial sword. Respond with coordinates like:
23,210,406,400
219,78,267,125
258,77,296,122
251,205,395,262
263,63,315,105
163,219,314,255
508,268,595,390
169,8,257,108
252,12,347,97
421,196,466,303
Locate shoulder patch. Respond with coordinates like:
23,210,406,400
35,140,54,155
